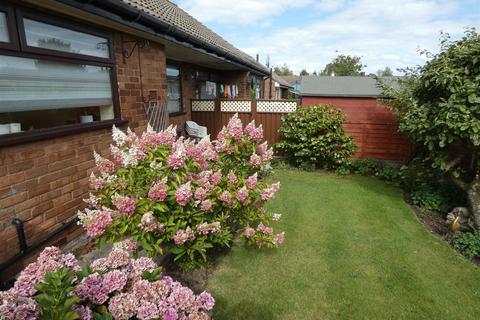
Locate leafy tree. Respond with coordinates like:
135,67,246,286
382,29,480,227
312,70,318,76
376,67,394,76
300,69,309,76
273,64,294,76
321,54,365,76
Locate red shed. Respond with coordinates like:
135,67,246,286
300,76,411,161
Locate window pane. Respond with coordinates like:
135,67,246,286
0,12,9,43
24,18,109,58
0,55,114,133
167,65,181,113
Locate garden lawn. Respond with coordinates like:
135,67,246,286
206,170,480,320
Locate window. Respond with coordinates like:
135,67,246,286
23,19,110,58
0,3,120,144
199,81,217,99
167,64,182,114
0,12,9,43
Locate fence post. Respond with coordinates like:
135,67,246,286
214,98,222,135
251,99,257,123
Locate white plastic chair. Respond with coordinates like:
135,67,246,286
186,121,208,140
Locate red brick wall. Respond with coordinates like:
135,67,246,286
301,96,411,161
0,32,167,276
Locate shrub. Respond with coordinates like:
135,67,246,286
349,158,403,185
78,114,284,270
0,244,215,319
451,231,480,259
276,105,356,170
411,184,448,212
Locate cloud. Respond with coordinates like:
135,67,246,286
240,0,479,74
175,0,312,24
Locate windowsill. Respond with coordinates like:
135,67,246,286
168,111,186,117
0,118,128,147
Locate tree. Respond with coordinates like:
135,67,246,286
312,71,318,76
300,69,309,76
273,64,293,76
382,29,480,228
376,67,394,76
321,54,365,76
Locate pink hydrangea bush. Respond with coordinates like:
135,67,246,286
1,244,214,319
78,114,284,269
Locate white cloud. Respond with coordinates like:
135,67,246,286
176,0,313,24
241,0,479,74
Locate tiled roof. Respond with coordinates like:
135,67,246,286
121,0,268,73
272,74,293,88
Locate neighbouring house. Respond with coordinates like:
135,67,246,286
300,76,411,161
0,0,270,284
264,73,293,100
281,75,301,97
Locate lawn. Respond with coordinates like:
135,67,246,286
205,170,480,320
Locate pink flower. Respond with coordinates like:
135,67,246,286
93,151,116,174
173,227,195,245
219,191,233,205
249,153,262,167
139,212,164,233
108,293,136,320
78,207,114,238
210,171,222,186
275,232,285,245
256,141,268,155
194,187,208,201
195,222,221,235
260,182,280,201
167,140,186,169
226,113,243,140
245,121,264,142
103,270,128,293
236,187,249,204
256,223,273,235
175,182,193,206
89,173,106,190
227,171,237,185
141,124,177,148
197,292,215,311
76,273,109,305
243,227,255,238
200,199,213,212
246,173,258,189
112,194,136,215
148,178,168,201
262,148,274,161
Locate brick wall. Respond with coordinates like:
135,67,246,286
0,31,167,277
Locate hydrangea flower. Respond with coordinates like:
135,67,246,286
112,194,136,215
175,182,193,206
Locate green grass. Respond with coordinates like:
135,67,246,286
206,170,480,320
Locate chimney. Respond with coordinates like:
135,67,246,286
256,54,259,62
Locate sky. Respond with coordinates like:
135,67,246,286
171,0,480,75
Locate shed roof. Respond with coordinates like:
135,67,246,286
272,73,293,88
300,76,399,98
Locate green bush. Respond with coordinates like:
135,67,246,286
276,105,356,170
410,184,448,212
451,230,480,258
349,158,402,185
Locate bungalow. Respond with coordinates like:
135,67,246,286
0,0,269,281
264,73,293,100
300,76,411,161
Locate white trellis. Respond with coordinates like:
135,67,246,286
257,100,297,113
220,100,251,112
192,100,215,112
